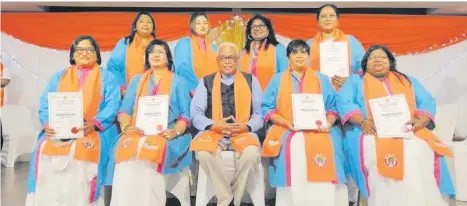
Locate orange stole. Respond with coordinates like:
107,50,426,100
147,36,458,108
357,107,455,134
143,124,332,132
116,69,173,164
190,72,259,153
191,36,218,79
240,42,276,91
41,65,102,163
262,69,337,182
363,72,453,180
310,30,352,90
0,63,4,107
125,34,154,86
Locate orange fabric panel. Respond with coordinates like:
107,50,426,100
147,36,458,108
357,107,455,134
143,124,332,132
1,13,467,54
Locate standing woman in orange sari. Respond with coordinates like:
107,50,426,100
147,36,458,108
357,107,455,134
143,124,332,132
239,14,288,91
308,4,365,90
174,12,218,96
107,12,156,97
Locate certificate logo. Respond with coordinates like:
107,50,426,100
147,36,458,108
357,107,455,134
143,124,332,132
82,139,95,150
384,154,397,168
314,154,327,167
122,138,132,148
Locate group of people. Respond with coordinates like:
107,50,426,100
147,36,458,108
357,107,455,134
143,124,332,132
24,3,455,206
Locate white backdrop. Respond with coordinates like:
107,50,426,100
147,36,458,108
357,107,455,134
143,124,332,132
1,32,467,137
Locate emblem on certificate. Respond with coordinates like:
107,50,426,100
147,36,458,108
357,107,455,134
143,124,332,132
384,154,398,168
314,154,327,167
48,92,84,139
136,95,169,135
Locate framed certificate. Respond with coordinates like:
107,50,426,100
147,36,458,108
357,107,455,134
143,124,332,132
291,93,327,130
48,92,84,139
319,41,350,77
369,94,413,138
136,95,169,135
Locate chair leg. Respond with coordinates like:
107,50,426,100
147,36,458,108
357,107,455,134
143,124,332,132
103,186,112,206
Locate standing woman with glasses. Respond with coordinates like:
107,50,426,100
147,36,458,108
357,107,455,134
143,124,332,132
239,14,288,91
308,4,365,90
26,36,120,206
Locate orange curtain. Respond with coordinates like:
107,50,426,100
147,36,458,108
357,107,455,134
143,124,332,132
1,12,467,54
266,14,467,54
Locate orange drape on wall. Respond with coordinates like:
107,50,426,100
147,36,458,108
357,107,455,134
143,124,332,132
2,12,467,54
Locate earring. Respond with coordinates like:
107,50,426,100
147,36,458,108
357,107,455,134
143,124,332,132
247,34,253,41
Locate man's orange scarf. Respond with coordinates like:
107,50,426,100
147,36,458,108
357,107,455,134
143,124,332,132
190,72,259,153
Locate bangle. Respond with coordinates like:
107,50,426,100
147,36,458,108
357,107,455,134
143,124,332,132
123,125,130,132
359,119,367,126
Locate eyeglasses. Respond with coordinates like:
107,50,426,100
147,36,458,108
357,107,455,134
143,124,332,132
368,56,389,61
218,56,238,62
75,47,96,54
251,24,267,30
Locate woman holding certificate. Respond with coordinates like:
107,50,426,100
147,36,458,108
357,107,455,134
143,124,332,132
262,40,348,206
337,45,455,206
174,12,218,95
107,12,156,97
239,14,288,91
109,39,192,206
26,36,121,206
308,4,365,90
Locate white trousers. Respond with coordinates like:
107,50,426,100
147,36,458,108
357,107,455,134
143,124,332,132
277,132,349,206
25,140,98,206
363,135,450,206
110,136,166,206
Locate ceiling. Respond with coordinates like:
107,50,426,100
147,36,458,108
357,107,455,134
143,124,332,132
1,1,467,15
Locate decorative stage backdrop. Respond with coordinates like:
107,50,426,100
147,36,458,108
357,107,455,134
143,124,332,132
1,12,467,201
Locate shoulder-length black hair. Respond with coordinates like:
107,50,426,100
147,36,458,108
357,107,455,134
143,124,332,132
286,39,310,57
244,14,279,54
125,12,156,45
316,4,340,20
189,12,209,35
361,45,410,85
69,35,102,65
144,39,174,71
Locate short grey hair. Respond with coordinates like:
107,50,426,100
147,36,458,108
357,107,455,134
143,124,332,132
217,42,239,56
